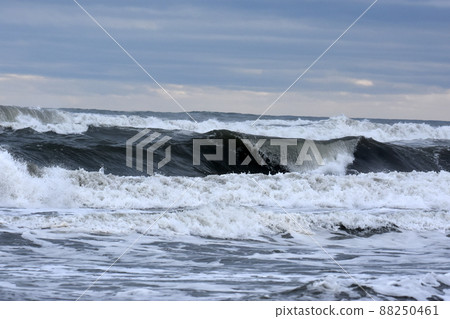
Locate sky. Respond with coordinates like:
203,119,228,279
0,0,449,120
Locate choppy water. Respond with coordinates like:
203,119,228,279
1,105,449,300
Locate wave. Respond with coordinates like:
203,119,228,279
1,148,450,212
2,105,450,142
2,206,449,239
2,126,450,176
271,273,450,301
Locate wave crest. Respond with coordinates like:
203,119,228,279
2,105,450,141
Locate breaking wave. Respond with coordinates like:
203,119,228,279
2,126,450,176
1,148,450,213
2,105,450,141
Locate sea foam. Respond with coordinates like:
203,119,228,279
1,148,449,212
1,105,450,141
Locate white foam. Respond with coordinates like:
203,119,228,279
371,272,450,301
1,106,450,141
0,149,76,208
1,149,450,237
291,273,450,301
1,149,450,211
2,206,449,240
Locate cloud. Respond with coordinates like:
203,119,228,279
0,4,88,27
231,68,264,75
351,79,374,87
0,73,449,121
388,0,450,8
100,17,159,31
1,0,449,121
303,75,377,90
0,74,46,81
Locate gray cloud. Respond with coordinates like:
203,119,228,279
0,0,449,119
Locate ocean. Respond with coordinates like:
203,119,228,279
0,104,449,301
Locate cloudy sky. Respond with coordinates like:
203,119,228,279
0,0,449,120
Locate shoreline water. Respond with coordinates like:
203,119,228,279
1,105,449,300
